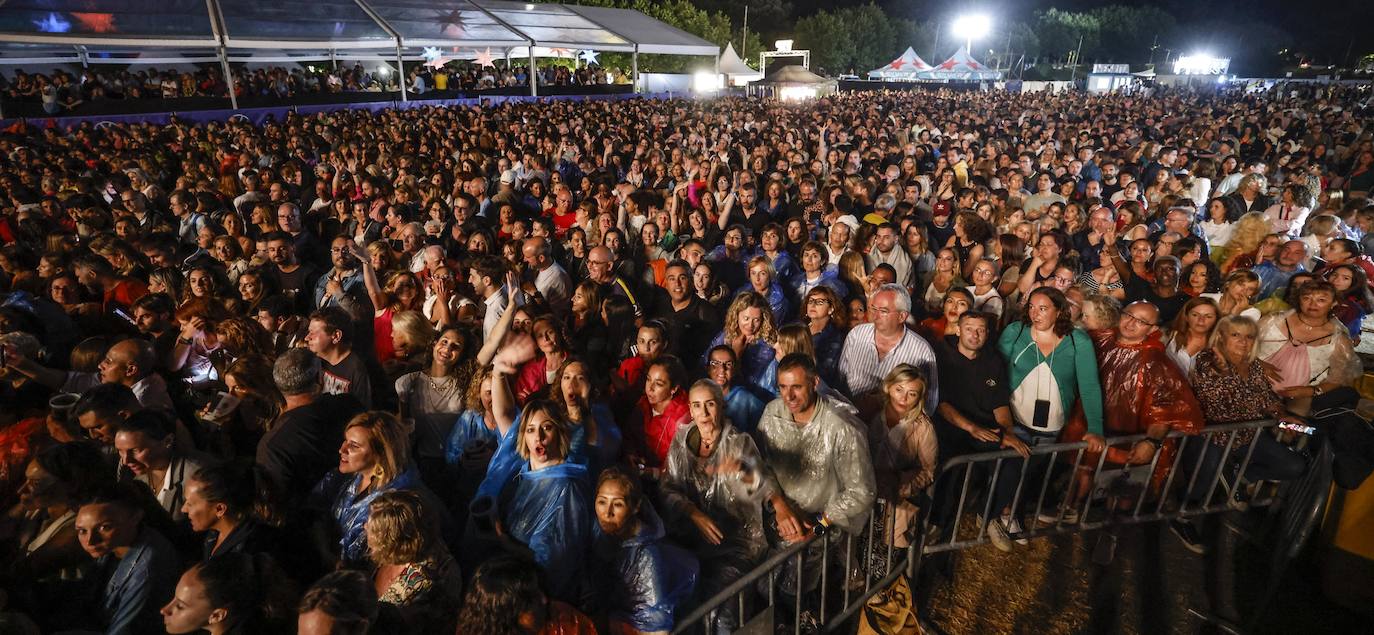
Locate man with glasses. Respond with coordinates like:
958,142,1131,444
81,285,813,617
314,236,370,321
838,283,939,418
1088,301,1202,504
587,245,643,317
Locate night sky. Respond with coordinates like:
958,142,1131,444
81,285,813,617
782,0,1373,64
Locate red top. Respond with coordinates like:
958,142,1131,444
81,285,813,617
103,278,148,313
633,390,690,467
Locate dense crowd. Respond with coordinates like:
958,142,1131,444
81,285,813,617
3,62,629,114
0,85,1373,634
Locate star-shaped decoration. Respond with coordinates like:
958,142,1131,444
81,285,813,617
888,59,907,70
436,9,467,37
422,46,443,62
548,47,573,58
938,59,959,70
578,49,599,65
425,56,449,70
72,12,116,33
472,48,496,68
34,12,71,33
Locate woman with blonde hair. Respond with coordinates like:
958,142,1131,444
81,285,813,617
837,250,869,300
1078,293,1121,331
1202,269,1262,320
315,411,426,567
705,292,777,394
867,364,938,552
365,490,462,632
386,310,435,378
1215,212,1275,272
1299,214,1342,269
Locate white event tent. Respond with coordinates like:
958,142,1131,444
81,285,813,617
921,46,1001,81
867,46,931,81
0,0,719,105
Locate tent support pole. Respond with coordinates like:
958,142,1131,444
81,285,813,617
397,44,407,102
632,44,639,93
529,47,537,97
218,46,238,110
329,50,337,70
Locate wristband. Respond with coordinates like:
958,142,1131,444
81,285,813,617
178,337,194,345
1144,437,1163,449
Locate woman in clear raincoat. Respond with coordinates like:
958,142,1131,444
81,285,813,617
660,379,769,633
593,468,699,635
492,399,594,606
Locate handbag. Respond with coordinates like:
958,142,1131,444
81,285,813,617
857,575,923,635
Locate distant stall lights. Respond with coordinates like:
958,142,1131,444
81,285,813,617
1173,54,1230,75
779,86,817,101
693,71,723,93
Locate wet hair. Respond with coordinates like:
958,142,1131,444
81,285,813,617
456,556,546,635
192,552,299,633
297,570,377,635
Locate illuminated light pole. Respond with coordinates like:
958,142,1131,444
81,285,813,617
951,14,991,53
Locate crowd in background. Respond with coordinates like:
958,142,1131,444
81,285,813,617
0,85,1371,633
2,61,629,114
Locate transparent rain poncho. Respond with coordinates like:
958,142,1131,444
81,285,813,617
755,398,877,534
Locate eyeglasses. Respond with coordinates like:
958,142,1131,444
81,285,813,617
807,298,831,306
1121,312,1157,328
708,360,734,368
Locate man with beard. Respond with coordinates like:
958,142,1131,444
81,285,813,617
652,259,720,363
265,231,322,312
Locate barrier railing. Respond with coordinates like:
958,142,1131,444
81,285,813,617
672,419,1296,634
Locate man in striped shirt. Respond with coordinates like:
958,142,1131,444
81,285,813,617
838,283,939,416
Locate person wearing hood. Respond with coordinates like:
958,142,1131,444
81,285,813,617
592,467,698,635
1088,301,1204,496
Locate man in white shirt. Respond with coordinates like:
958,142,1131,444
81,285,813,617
470,255,523,340
838,284,939,415
522,237,572,318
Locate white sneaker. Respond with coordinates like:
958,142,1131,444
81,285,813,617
1002,513,1030,546
983,515,1013,552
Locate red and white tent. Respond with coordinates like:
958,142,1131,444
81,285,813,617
921,46,1001,81
867,46,932,81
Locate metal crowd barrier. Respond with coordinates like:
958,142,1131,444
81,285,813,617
672,419,1294,634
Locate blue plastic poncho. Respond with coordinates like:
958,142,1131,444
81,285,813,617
567,402,622,474
501,461,593,603
475,407,617,503
444,410,498,465
704,332,776,396
318,465,424,565
593,504,699,633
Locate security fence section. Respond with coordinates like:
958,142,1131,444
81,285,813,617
672,419,1326,634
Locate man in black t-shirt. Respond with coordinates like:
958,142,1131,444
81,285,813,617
1124,256,1188,324
304,307,372,408
650,259,720,368
933,311,1030,550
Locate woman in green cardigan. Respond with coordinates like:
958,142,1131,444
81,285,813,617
995,287,1106,535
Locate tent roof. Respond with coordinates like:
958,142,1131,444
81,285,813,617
869,46,931,76
755,64,833,86
717,42,757,76
924,46,1000,80
0,0,718,57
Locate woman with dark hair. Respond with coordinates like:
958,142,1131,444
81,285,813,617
1165,296,1220,377
161,552,299,635
1018,232,1071,296
1181,260,1222,297
1325,263,1374,345
796,241,847,301
998,287,1105,456
197,354,282,457
626,356,691,471
918,287,974,341
1,442,105,597
946,211,991,279
803,285,848,388
182,458,284,560
235,267,278,317
1199,197,1241,247
514,316,573,402
455,556,597,635
592,468,698,634
550,357,622,474
693,261,731,311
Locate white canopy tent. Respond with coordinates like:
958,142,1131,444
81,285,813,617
867,46,931,81
921,46,1001,81
716,42,760,86
0,0,718,106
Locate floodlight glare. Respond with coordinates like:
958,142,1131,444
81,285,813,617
951,14,992,50
693,71,722,93
1173,54,1230,75
779,86,817,101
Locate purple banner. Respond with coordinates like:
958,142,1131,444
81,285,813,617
2,92,676,130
